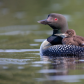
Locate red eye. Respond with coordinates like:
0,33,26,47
55,18,58,21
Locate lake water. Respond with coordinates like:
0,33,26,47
0,0,84,84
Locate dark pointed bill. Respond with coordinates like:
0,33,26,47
37,19,48,25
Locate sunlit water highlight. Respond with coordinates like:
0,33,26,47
0,49,40,52
36,75,84,82
0,58,31,65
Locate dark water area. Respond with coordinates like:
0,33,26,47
0,0,84,84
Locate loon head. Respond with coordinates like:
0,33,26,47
38,13,68,33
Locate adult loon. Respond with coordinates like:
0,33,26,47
38,13,84,57
56,29,84,47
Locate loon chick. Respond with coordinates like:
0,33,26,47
38,13,84,57
56,29,84,47
62,29,84,47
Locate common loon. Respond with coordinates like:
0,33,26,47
56,29,84,47
38,13,84,57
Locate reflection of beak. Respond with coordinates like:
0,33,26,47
37,19,48,25
54,33,68,38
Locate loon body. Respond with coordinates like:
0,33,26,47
40,41,84,56
38,13,84,56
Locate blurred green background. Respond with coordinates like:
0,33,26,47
0,0,84,49
0,0,84,84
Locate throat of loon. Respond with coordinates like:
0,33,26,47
53,29,61,35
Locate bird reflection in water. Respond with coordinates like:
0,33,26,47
38,55,84,82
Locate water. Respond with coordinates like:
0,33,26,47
0,0,84,84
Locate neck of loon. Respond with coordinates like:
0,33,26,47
51,25,68,35
52,29,61,35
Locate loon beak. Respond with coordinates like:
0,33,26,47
54,33,67,38
37,19,48,25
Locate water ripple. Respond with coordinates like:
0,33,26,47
0,49,40,52
0,58,31,65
